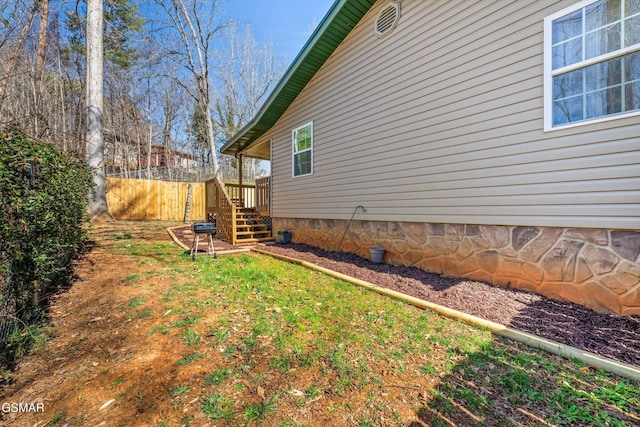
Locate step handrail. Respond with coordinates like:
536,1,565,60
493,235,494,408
213,177,237,244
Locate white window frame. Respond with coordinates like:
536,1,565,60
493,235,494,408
544,0,640,131
291,121,313,177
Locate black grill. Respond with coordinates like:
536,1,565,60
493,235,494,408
192,222,216,234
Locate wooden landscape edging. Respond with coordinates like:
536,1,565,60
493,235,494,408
166,226,252,255
251,248,640,382
107,178,206,221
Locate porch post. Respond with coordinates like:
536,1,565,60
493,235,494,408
238,153,244,207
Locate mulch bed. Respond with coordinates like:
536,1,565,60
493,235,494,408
169,226,640,366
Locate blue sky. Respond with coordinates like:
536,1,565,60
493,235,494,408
221,0,335,61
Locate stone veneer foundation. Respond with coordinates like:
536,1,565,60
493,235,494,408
272,218,640,316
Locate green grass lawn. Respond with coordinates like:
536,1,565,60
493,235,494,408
110,236,638,427
18,228,637,427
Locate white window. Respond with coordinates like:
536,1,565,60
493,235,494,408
544,0,640,130
292,122,313,177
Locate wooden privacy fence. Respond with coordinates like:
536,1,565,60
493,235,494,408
107,178,206,221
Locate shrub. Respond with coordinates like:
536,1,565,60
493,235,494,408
0,129,92,364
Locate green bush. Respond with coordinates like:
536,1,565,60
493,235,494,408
0,129,92,363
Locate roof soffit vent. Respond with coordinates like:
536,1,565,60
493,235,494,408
374,1,401,38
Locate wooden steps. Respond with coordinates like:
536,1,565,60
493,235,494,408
234,208,273,244
209,178,273,245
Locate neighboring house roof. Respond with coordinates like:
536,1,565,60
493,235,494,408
221,0,376,157
147,145,198,161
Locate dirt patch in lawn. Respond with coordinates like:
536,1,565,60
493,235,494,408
0,221,197,426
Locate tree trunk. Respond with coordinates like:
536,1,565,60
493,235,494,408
163,92,173,181
33,0,49,136
86,0,112,221
204,100,219,178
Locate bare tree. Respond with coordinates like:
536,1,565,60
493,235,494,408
215,26,285,181
86,0,112,220
0,0,39,115
153,0,231,178
160,79,179,180
215,26,284,127
0,0,278,186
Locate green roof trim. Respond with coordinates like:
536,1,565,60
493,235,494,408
221,0,376,157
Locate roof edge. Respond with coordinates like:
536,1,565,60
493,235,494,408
221,0,375,157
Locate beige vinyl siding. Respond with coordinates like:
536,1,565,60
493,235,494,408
266,0,640,230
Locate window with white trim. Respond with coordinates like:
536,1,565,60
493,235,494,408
292,122,313,177
544,0,640,130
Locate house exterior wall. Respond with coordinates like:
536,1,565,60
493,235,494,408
260,0,640,314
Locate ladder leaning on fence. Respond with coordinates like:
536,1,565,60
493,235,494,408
183,183,192,223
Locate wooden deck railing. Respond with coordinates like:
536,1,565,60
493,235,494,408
205,177,271,245
255,176,270,216
212,178,237,244
224,183,255,208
